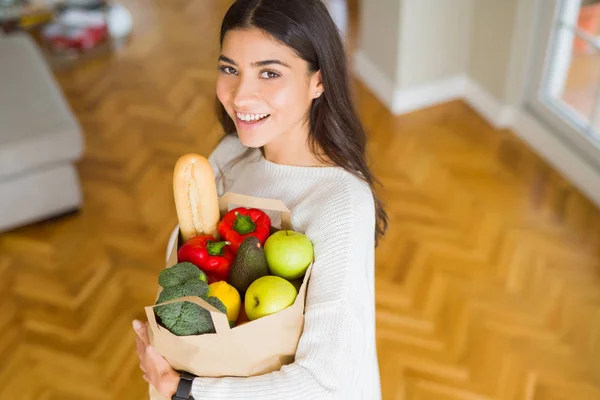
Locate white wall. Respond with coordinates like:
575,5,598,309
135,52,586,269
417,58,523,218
356,0,403,86
354,0,473,114
399,0,472,88
468,0,519,102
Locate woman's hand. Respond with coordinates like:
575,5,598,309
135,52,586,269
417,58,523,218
133,319,180,398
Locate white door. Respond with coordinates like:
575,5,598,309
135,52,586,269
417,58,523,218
525,0,600,164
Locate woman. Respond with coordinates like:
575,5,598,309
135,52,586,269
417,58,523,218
133,0,388,398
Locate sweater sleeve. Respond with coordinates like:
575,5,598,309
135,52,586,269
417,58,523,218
190,186,376,399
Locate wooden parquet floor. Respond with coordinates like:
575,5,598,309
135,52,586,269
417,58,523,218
1,1,600,399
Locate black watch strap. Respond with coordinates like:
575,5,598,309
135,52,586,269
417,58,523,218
171,371,196,400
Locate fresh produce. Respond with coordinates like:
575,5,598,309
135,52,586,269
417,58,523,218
236,305,249,326
264,230,314,280
245,276,298,321
154,264,228,336
173,153,221,242
198,270,208,282
228,236,270,297
218,207,272,253
208,281,241,323
167,163,317,332
289,277,303,293
177,235,235,284
158,262,207,287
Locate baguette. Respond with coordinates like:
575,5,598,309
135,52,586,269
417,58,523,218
173,153,220,242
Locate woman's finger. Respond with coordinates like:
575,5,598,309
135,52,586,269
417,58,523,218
142,374,149,383
139,362,146,373
135,334,146,359
133,319,150,347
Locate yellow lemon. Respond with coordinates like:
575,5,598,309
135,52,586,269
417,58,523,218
208,281,241,323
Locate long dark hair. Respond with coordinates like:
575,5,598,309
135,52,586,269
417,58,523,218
216,0,389,245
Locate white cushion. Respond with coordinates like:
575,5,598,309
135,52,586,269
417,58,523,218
0,33,83,180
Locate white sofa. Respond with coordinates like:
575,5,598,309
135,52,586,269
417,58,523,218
0,33,84,233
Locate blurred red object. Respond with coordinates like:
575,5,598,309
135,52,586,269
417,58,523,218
43,23,108,50
41,9,108,51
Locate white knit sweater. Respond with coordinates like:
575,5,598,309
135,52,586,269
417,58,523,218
188,135,381,400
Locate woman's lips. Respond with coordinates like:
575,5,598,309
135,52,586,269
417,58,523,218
235,114,271,128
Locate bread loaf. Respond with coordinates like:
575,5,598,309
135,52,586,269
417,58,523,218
173,153,220,242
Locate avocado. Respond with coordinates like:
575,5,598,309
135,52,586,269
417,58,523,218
228,236,270,297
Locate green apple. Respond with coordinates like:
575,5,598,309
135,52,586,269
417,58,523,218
264,230,313,280
245,276,297,321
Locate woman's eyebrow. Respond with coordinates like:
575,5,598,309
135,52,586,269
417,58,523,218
219,55,236,64
218,55,290,68
252,59,291,68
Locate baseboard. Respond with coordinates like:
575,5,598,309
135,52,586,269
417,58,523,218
353,51,467,115
353,51,515,127
353,50,396,110
464,79,516,129
512,112,600,208
392,75,468,115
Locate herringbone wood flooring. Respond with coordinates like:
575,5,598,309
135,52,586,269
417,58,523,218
1,1,600,399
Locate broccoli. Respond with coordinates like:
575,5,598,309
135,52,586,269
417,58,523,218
157,279,209,301
193,296,228,334
206,296,227,314
157,301,206,336
154,263,227,336
158,262,206,287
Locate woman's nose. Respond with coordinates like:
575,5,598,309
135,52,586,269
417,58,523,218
232,78,259,108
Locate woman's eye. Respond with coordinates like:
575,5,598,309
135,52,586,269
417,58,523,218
260,70,280,79
218,66,237,75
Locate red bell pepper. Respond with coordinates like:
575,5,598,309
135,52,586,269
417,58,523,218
177,235,234,283
217,207,272,253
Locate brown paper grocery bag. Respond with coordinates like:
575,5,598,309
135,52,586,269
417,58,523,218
145,192,312,399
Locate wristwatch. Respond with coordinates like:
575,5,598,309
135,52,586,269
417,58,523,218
171,371,196,400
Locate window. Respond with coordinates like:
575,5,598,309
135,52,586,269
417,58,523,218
526,0,600,156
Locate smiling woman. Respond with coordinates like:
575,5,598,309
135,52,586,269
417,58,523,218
133,0,388,399
215,28,325,165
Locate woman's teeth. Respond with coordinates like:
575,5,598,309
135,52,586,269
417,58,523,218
236,112,270,122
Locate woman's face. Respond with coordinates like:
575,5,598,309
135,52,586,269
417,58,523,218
216,27,323,149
